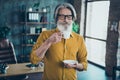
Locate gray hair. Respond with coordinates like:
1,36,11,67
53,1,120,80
54,3,77,22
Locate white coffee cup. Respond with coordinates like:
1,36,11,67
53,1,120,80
62,31,71,39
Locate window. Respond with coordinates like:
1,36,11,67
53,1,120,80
85,0,110,66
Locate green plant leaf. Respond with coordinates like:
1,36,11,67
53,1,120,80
72,22,79,33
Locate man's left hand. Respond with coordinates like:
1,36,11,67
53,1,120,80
64,63,77,69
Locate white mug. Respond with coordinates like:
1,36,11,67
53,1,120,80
62,31,71,39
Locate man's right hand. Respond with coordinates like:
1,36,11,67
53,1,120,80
47,32,62,44
35,32,62,59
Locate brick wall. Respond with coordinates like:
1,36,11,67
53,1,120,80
105,0,120,76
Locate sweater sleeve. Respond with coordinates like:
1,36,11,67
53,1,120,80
30,32,45,64
77,36,88,70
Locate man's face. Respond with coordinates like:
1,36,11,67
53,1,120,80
57,8,73,32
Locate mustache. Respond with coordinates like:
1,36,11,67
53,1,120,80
58,22,70,25
57,22,73,32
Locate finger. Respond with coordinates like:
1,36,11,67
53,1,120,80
64,64,68,68
64,63,68,67
58,36,62,40
65,64,71,68
57,32,62,37
54,33,58,37
66,65,72,68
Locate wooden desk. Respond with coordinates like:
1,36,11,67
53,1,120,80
0,63,44,77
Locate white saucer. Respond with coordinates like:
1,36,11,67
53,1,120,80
63,60,78,65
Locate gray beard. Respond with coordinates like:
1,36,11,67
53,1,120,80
57,22,73,39
57,22,72,32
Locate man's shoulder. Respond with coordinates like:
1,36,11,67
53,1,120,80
72,32,84,42
72,32,83,38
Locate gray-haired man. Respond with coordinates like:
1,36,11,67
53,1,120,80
30,3,87,80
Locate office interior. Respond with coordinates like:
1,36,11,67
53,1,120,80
0,0,120,80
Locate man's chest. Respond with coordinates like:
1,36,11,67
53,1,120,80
46,38,79,60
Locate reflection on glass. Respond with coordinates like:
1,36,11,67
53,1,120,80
86,1,110,40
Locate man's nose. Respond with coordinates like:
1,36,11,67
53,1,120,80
63,17,69,22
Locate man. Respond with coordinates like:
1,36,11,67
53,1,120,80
30,3,87,80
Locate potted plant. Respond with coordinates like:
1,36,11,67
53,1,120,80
0,26,10,39
33,2,40,11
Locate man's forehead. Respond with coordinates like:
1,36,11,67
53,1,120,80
58,8,72,14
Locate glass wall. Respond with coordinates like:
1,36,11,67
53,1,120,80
85,1,110,66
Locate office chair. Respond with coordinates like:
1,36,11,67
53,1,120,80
0,39,27,80
0,40,17,64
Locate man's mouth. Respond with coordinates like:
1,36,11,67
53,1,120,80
60,22,69,25
61,23,70,27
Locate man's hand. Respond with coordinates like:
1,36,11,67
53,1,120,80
64,63,77,69
47,32,62,44
64,63,84,71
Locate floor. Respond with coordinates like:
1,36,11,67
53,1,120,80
77,63,120,80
